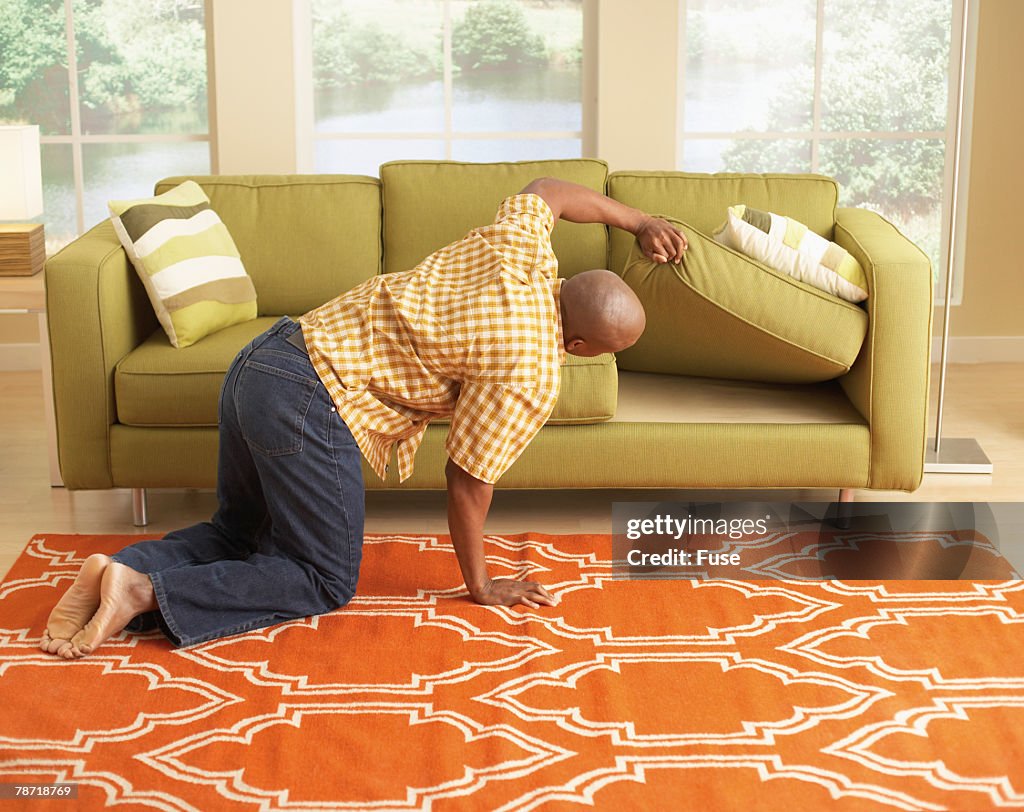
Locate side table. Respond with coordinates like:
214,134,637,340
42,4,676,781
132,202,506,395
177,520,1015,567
0,271,62,486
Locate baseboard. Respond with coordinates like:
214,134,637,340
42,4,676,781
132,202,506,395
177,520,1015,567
0,343,40,371
930,336,1024,363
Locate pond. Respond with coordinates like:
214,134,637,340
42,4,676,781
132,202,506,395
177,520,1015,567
314,66,582,174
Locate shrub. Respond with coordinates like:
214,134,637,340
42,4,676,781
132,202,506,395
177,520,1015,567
452,0,546,71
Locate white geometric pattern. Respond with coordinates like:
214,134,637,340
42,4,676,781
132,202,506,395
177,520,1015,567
1,531,1022,811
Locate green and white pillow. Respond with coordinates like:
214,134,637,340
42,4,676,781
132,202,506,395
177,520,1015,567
713,204,869,303
108,180,257,348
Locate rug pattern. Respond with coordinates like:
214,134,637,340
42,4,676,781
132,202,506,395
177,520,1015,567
1,532,1022,811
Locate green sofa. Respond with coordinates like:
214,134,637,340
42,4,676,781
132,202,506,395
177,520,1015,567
44,159,933,524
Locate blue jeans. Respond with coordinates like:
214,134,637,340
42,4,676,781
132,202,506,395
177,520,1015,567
112,317,365,647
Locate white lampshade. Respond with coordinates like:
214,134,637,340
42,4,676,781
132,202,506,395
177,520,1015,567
0,125,44,220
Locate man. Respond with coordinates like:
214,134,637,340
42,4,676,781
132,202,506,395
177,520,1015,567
39,177,688,658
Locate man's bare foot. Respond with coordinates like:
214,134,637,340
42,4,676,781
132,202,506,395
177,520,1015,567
67,562,157,658
40,554,110,659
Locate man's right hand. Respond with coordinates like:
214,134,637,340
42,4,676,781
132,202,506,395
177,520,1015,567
635,215,688,264
472,578,557,609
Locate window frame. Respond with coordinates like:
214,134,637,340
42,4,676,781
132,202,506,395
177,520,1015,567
676,0,977,306
37,0,213,237
300,0,593,171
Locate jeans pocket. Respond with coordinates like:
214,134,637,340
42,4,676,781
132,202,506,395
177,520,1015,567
236,360,319,456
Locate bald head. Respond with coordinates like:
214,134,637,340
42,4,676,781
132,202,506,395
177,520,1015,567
559,269,646,357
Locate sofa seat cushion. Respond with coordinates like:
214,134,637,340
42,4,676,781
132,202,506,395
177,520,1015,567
116,317,279,427
615,218,868,383
116,320,618,427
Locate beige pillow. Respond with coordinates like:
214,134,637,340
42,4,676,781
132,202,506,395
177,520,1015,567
109,180,257,348
713,204,868,303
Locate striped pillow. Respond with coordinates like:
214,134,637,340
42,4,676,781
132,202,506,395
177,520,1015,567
713,204,868,303
108,180,257,348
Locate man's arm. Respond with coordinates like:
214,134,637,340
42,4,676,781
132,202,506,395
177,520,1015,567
520,176,688,264
446,457,556,609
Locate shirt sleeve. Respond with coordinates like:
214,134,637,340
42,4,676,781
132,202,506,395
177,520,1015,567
494,193,555,237
445,380,556,484
487,194,558,282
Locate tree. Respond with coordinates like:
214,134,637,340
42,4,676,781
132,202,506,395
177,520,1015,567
452,0,546,71
312,2,438,89
0,0,208,130
0,0,68,131
722,0,951,224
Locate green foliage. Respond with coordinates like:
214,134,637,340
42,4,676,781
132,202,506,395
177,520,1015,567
312,4,438,89
0,0,207,130
453,0,546,71
721,0,952,223
564,37,583,69
0,0,68,129
74,0,207,114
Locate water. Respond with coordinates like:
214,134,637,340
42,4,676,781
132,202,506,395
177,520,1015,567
315,68,581,132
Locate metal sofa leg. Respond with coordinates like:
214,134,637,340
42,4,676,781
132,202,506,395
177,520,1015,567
839,488,855,502
132,488,149,527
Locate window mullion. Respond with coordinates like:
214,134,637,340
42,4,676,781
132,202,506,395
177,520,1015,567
64,0,85,235
442,0,454,159
811,0,825,172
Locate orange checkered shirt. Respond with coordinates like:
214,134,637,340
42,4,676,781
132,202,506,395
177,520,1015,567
298,193,566,485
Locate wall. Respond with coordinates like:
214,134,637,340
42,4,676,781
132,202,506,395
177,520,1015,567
3,0,1021,362
948,0,1024,338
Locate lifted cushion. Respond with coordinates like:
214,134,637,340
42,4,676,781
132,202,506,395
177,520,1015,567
615,219,868,383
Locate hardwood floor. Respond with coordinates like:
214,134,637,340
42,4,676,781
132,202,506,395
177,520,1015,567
2,364,1022,579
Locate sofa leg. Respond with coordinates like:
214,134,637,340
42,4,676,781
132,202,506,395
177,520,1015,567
834,488,856,530
132,488,149,527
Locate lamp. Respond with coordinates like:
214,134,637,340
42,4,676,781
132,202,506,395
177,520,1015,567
924,0,992,474
0,124,46,277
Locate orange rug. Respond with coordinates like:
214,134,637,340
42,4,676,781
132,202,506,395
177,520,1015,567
1,531,1023,811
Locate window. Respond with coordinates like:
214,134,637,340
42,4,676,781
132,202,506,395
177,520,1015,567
311,0,584,175
681,0,970,302
0,0,211,253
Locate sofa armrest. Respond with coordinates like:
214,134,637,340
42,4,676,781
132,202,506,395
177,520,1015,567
833,207,934,491
45,220,157,488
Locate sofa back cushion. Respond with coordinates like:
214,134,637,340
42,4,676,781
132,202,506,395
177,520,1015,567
606,172,839,274
380,159,609,278
155,175,382,315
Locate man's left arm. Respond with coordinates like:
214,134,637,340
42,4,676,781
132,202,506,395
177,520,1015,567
444,382,558,609
520,176,688,264
446,458,555,609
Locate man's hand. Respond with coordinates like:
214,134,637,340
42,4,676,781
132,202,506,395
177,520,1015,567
472,578,557,609
446,458,558,610
635,215,688,264
519,177,687,263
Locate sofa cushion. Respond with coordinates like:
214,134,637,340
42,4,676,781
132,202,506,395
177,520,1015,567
154,175,382,316
108,180,258,349
607,171,839,276
380,159,609,278
615,218,868,383
116,320,618,427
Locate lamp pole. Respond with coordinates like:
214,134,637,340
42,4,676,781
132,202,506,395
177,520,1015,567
924,0,993,475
